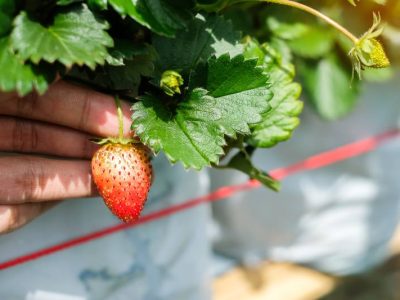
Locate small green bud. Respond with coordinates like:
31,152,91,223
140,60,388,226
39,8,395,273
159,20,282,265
160,70,184,97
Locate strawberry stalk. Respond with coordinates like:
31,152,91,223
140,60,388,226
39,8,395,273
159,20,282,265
91,96,134,145
114,95,124,140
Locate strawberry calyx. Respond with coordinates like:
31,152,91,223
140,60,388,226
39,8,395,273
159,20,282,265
90,136,139,146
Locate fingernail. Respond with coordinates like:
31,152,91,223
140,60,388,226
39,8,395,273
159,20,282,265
0,206,11,234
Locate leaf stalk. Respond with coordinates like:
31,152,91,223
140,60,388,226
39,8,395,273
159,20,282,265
260,0,359,44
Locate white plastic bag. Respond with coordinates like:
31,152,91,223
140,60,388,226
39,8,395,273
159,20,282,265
0,155,212,300
211,73,400,275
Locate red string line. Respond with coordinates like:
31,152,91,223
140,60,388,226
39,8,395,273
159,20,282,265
270,128,400,180
0,128,399,271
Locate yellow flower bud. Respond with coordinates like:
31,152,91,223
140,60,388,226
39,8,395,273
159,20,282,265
160,70,184,96
369,38,390,68
348,13,390,79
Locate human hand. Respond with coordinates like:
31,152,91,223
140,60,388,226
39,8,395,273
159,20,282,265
0,81,132,234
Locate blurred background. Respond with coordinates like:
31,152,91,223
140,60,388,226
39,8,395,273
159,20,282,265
0,1,399,299
211,0,400,299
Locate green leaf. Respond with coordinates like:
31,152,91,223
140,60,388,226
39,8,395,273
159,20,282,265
196,0,249,11
0,37,54,96
57,0,82,5
243,38,303,148
11,4,113,69
68,43,155,95
267,16,335,58
100,50,155,92
153,13,242,75
300,54,359,120
105,39,154,66
267,16,309,40
205,55,272,137
206,54,268,97
133,89,225,169
287,25,335,58
88,0,108,10
132,54,272,169
0,0,14,37
108,0,195,37
0,0,14,13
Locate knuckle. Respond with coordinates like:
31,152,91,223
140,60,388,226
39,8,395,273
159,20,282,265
12,119,39,152
78,90,92,131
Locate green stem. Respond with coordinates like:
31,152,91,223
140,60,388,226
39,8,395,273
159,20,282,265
260,0,359,44
114,95,124,140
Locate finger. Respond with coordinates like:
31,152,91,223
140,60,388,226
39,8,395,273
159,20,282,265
0,202,58,234
0,91,16,103
0,116,99,159
0,81,133,138
0,155,97,204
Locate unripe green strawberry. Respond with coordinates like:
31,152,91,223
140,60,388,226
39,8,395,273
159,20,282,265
91,143,152,223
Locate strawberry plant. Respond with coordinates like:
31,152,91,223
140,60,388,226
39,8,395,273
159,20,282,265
0,0,397,221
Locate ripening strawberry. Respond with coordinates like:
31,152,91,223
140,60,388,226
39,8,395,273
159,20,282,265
91,143,152,223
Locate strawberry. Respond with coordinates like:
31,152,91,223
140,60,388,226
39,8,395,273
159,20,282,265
91,143,152,223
